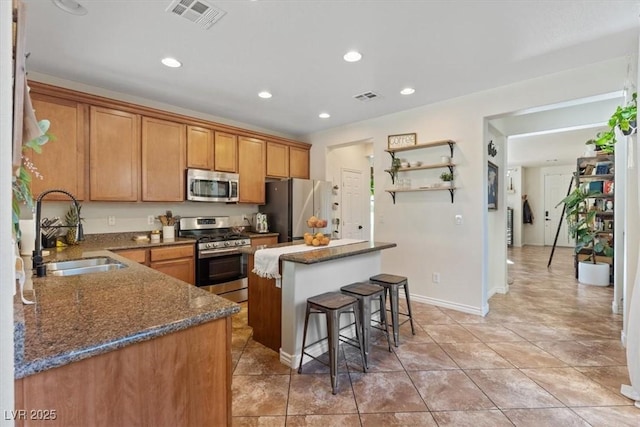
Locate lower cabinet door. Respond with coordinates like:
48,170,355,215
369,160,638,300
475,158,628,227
150,258,195,285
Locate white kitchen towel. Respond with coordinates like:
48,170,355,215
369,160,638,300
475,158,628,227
252,239,365,283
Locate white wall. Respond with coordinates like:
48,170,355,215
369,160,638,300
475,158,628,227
506,166,523,247
1,0,15,422
35,201,258,236
306,57,632,315
487,125,507,299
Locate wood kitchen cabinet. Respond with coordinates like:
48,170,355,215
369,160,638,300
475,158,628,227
186,125,214,170
289,146,310,179
247,253,281,352
89,106,140,201
214,131,237,173
150,245,195,285
114,248,147,264
15,317,232,427
114,244,195,285
141,117,186,202
238,136,266,204
266,141,289,178
28,93,88,200
250,235,278,248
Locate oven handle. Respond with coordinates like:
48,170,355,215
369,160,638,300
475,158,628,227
198,248,242,258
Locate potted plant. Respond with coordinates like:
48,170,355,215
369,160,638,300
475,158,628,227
610,91,637,135
557,185,613,286
586,92,637,154
12,120,53,239
440,171,454,187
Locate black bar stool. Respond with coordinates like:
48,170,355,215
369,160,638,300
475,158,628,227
298,291,367,394
369,274,416,346
340,282,392,368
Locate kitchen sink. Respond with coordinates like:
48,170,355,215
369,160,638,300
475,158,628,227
46,257,127,276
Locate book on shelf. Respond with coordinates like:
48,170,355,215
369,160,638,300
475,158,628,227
603,180,614,194
595,162,612,175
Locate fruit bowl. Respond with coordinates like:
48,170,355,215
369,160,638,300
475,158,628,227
303,232,331,246
306,216,328,228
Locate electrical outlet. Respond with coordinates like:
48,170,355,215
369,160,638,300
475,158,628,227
242,214,247,221
147,215,155,225
455,214,463,225
432,272,440,284
107,216,116,226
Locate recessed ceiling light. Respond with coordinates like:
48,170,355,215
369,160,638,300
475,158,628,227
161,57,182,68
400,87,415,95
343,51,362,62
319,113,331,119
51,0,87,16
258,91,272,99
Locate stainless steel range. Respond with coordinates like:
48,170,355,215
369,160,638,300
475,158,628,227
178,216,251,302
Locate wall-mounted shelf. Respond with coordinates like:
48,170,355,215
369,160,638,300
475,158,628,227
384,139,455,157
385,187,456,204
384,162,455,184
385,139,456,204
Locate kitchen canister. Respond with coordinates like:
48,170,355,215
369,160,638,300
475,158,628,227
162,225,175,241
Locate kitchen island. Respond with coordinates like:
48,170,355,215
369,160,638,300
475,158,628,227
14,241,239,426
242,240,396,368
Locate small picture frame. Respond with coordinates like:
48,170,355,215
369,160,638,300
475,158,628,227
488,161,498,211
388,133,417,149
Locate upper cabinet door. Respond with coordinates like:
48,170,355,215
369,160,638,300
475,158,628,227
214,131,237,173
186,126,214,170
141,117,186,202
90,106,140,201
29,93,87,200
266,141,289,178
289,146,310,179
238,136,265,204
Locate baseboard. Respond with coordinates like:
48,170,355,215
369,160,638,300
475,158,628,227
622,329,627,347
408,293,486,316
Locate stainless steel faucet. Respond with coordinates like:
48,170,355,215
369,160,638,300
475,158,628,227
32,189,84,277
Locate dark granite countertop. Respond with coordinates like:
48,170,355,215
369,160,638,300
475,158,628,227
14,233,239,379
240,240,397,264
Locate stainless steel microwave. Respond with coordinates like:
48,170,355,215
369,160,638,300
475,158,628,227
186,169,239,203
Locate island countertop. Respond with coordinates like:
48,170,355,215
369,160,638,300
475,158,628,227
14,240,239,379
240,240,396,264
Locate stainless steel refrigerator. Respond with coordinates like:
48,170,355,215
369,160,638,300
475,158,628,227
259,178,332,243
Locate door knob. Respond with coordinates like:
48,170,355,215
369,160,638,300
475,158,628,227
358,225,363,229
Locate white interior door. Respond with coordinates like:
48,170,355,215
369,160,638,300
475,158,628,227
341,169,364,239
544,173,573,247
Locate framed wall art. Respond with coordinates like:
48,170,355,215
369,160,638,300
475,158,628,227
388,133,417,149
488,161,498,211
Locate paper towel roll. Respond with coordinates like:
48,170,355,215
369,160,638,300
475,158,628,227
19,219,36,255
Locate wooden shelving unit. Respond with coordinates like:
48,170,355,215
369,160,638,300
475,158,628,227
384,139,456,204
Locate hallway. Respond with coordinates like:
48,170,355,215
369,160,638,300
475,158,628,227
230,245,639,426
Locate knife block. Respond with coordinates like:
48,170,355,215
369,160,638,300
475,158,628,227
42,233,58,249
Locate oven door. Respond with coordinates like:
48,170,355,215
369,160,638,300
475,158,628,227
196,250,247,302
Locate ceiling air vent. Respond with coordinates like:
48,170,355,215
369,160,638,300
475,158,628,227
354,91,380,102
166,0,226,29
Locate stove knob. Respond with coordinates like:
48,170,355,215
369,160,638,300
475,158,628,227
235,240,242,246
224,241,232,247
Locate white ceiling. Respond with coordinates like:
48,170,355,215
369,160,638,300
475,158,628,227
22,0,640,138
